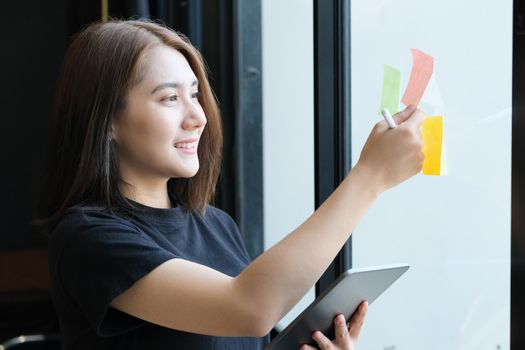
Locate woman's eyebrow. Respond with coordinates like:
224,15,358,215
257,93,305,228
151,80,199,94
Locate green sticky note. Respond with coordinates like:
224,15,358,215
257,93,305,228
379,65,401,115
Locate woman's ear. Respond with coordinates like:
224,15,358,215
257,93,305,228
110,122,118,143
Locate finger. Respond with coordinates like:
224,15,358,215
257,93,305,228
299,344,317,350
334,314,349,340
348,300,368,339
312,331,333,350
392,104,417,124
402,108,426,129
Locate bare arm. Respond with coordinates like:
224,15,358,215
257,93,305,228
111,105,425,337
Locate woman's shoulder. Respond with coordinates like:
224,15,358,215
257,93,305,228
48,205,148,266
201,205,238,229
51,204,139,243
201,205,251,261
61,204,133,226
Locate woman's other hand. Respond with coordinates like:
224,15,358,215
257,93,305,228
354,104,426,192
300,301,368,350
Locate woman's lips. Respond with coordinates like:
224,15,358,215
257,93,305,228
174,138,199,154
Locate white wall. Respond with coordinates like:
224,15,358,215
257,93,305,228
350,1,512,349
262,0,315,330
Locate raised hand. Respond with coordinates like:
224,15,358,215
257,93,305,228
355,104,426,192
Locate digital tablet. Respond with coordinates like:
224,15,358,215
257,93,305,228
265,263,409,350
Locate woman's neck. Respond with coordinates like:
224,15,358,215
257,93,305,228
119,180,172,209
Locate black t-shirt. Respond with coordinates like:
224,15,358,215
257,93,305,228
48,200,270,349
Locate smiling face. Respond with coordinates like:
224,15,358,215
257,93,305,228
111,45,207,187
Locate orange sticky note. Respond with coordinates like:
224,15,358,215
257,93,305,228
401,48,434,107
422,116,443,176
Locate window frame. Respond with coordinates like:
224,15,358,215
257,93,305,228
512,0,525,347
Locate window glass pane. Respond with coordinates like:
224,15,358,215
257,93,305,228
262,0,315,329
350,1,512,349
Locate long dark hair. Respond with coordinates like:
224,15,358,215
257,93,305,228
37,19,223,233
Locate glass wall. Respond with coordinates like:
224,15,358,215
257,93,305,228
262,0,316,330
350,1,512,349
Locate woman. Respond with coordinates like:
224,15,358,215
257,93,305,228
39,19,425,350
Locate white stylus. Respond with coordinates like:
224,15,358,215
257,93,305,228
381,108,397,129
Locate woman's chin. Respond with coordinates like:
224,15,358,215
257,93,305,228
173,166,199,178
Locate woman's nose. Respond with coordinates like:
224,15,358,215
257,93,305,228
182,103,207,130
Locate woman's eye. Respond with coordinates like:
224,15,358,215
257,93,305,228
161,95,178,103
161,93,198,103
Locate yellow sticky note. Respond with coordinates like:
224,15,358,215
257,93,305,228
422,116,443,176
